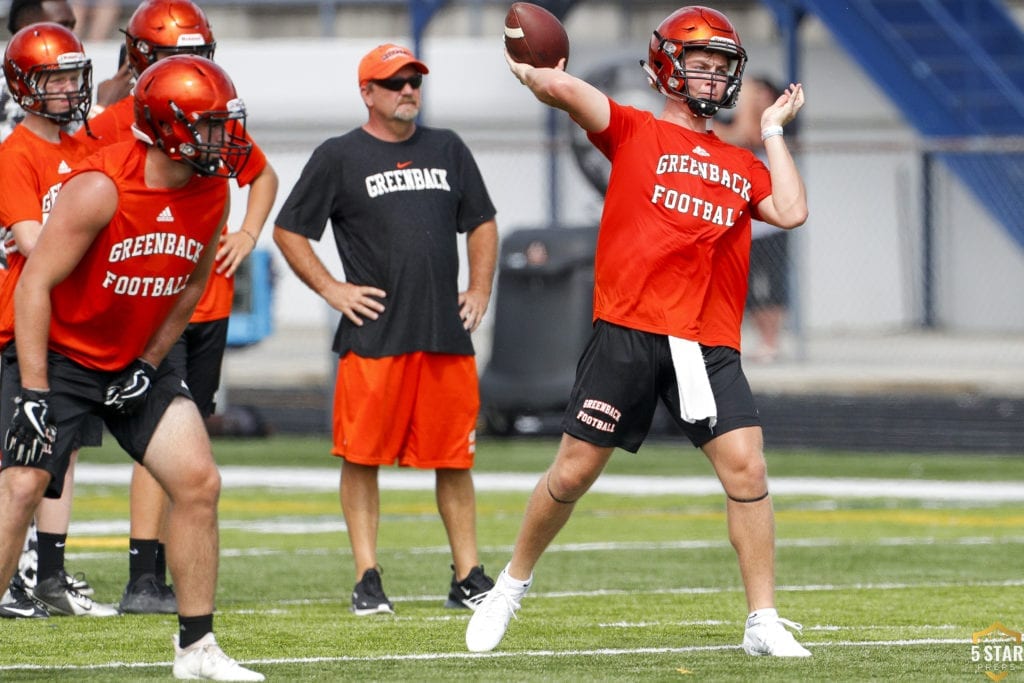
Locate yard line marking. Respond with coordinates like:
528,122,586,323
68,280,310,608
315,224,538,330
72,464,1024,501
63,534,1024,561
197,576,1024,611
0,638,971,673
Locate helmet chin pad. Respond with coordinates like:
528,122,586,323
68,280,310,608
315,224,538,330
687,97,721,118
641,56,730,118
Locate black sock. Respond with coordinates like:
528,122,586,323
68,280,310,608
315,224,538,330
36,532,67,582
178,614,214,649
128,538,159,582
155,543,168,585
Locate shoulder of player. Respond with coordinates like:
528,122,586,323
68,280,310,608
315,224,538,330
59,170,118,206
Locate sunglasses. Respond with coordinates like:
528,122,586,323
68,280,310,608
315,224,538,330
372,74,423,91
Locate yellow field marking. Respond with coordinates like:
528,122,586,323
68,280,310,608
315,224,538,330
218,499,337,514
776,509,1024,527
65,537,126,549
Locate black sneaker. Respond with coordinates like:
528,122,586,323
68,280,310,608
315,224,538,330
351,568,394,616
119,573,178,614
445,564,495,609
0,577,48,618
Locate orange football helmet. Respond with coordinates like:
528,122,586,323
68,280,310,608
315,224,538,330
642,6,747,117
3,22,91,123
132,54,251,178
124,0,215,79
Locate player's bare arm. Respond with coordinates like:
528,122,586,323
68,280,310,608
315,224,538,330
14,171,118,389
141,201,230,367
273,225,386,327
505,51,610,133
755,83,808,229
95,62,132,109
216,162,279,278
9,219,44,256
460,219,497,332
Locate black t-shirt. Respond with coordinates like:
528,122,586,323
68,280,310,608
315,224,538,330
275,126,496,358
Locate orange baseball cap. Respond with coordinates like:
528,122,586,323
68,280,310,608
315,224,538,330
358,43,429,85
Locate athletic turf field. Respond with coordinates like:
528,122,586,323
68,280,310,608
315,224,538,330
2,435,1023,681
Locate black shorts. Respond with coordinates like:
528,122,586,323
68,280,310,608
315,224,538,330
747,231,789,310
561,320,760,452
1,344,103,451
165,318,229,417
73,413,104,450
1,345,193,498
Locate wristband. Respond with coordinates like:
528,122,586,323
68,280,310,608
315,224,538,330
241,230,257,246
761,125,784,141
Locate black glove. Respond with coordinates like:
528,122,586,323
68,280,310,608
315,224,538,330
104,358,157,415
4,388,56,465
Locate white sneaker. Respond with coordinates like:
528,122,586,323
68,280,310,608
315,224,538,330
742,608,812,657
465,567,531,653
173,633,265,681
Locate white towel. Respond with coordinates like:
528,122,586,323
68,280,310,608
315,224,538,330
668,336,717,429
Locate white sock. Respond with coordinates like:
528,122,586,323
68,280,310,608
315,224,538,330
498,563,533,595
748,607,778,624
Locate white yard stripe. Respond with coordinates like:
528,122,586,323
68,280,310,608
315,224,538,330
72,464,1024,501
0,638,970,673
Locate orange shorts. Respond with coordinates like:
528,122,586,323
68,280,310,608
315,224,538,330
331,352,478,469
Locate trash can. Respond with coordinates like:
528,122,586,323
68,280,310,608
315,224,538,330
480,225,599,434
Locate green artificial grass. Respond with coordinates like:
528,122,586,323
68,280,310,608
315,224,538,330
1,435,1021,680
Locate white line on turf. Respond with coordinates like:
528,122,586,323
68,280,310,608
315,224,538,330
72,464,1024,501
0,638,972,673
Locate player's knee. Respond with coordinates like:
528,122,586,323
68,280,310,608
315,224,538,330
1,467,50,504
169,462,221,507
546,467,591,501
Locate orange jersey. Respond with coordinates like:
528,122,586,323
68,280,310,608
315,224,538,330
0,125,99,347
46,140,228,370
75,95,134,150
79,96,268,322
586,99,771,347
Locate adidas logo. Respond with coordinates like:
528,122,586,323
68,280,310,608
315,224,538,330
156,206,175,223
692,145,710,157
57,160,72,174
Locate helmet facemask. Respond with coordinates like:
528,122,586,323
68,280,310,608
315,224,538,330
144,97,251,178
12,59,93,124
644,31,746,118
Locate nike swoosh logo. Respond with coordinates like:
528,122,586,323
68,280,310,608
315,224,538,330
55,542,65,548
1,605,38,617
461,586,472,596
128,548,140,555
396,161,413,169
25,401,47,437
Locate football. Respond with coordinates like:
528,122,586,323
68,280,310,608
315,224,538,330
504,2,570,69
